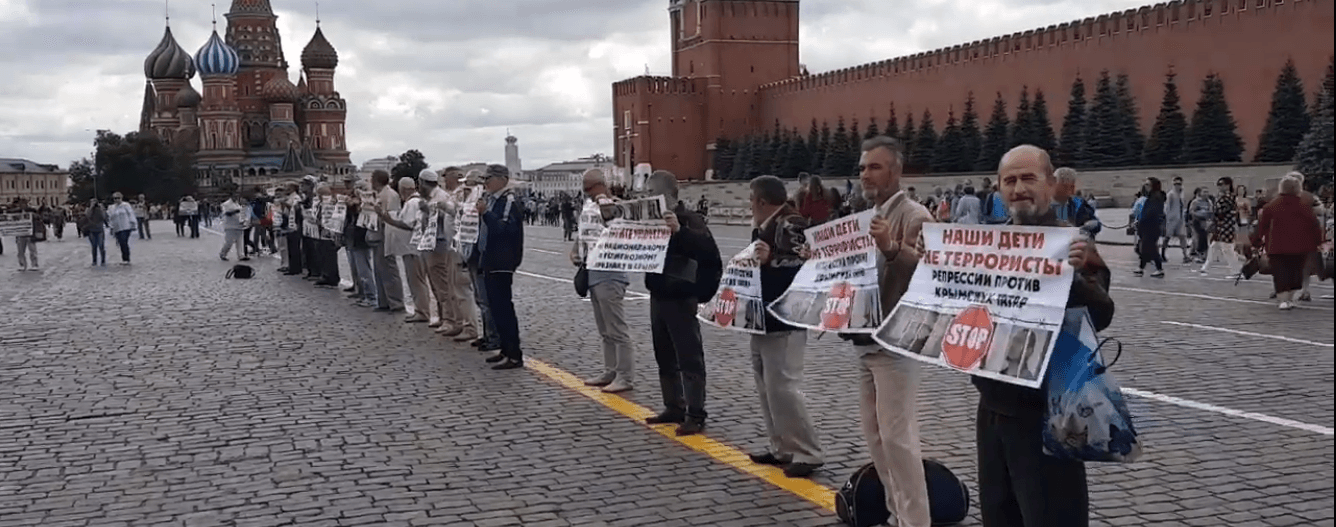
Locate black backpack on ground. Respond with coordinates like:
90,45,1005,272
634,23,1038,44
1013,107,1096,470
835,459,970,527
226,264,254,279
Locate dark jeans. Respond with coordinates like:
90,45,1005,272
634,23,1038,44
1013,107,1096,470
303,236,320,276
285,232,304,273
471,263,499,347
175,217,186,236
87,231,106,264
1190,220,1209,257
1137,231,1163,271
317,239,340,283
483,271,522,361
137,218,151,239
243,227,257,255
114,229,133,262
977,405,1088,527
650,295,707,420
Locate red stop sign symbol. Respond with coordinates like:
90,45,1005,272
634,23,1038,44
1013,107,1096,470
714,288,738,327
820,282,855,330
942,304,994,371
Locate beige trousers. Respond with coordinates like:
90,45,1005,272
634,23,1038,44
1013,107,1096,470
426,249,476,333
402,254,432,317
857,348,930,527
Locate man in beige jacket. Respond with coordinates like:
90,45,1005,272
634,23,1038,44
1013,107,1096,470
855,135,933,527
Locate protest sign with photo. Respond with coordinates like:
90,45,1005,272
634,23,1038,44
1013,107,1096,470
872,223,1077,388
178,201,198,215
697,242,766,334
415,211,439,251
585,196,671,274
0,212,33,237
575,199,605,261
767,209,881,333
355,191,378,230
302,207,318,238
453,187,480,248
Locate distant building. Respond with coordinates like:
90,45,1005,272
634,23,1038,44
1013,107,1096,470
357,155,398,180
504,134,522,177
0,159,68,207
531,155,614,197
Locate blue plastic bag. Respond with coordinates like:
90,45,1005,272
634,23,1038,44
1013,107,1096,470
1042,308,1143,463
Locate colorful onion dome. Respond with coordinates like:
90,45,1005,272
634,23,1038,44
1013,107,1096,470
195,30,240,77
144,26,196,80
228,0,273,15
263,74,299,103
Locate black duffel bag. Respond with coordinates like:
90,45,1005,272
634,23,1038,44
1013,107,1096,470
835,459,970,527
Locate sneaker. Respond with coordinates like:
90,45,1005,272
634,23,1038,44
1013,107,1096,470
583,372,616,387
1298,292,1312,302
601,379,633,394
1132,270,1144,277
1150,270,1164,278
404,314,429,323
1279,301,1294,311
220,256,229,261
427,320,443,328
452,332,478,342
356,299,376,308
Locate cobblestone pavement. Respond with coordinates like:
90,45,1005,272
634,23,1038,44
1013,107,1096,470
1,221,1332,527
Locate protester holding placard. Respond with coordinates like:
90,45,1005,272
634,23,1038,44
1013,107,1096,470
743,176,824,478
642,170,722,437
368,170,405,313
313,184,341,287
377,177,433,323
476,165,526,370
8,197,41,271
299,176,321,280
571,168,636,394
219,192,248,263
842,136,935,527
459,170,500,352
970,145,1115,527
345,181,377,308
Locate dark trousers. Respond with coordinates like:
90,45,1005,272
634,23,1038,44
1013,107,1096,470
650,295,707,419
303,236,320,276
483,271,522,361
114,230,133,262
243,227,257,255
137,218,150,239
175,218,186,236
285,232,304,273
317,239,340,283
189,216,200,238
976,405,1088,527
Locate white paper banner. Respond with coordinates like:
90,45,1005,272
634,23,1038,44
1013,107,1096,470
872,224,1077,388
178,202,198,215
416,210,440,252
585,196,671,274
698,242,766,334
454,187,480,248
355,191,379,231
767,209,881,333
0,212,33,237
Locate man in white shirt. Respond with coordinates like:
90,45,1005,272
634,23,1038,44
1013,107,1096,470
377,177,431,322
218,192,247,262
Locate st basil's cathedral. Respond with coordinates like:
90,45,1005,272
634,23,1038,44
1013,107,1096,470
138,0,355,192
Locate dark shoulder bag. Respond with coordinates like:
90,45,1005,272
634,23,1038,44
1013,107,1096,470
574,266,589,298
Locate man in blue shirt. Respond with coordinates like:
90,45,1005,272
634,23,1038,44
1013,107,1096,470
477,165,527,370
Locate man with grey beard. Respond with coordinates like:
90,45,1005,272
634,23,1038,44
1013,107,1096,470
976,145,1115,527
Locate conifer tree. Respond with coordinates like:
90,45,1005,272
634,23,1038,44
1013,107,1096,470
960,92,982,170
864,116,880,140
1056,75,1089,168
1010,86,1036,148
729,135,751,180
1295,77,1334,186
812,121,831,173
1255,58,1311,162
1083,70,1124,168
885,103,901,142
933,109,967,173
1144,71,1188,165
974,92,1010,171
752,131,773,177
712,137,737,179
901,112,917,169
785,128,812,178
1115,74,1145,166
910,110,938,173
847,119,863,177
771,130,792,176
823,117,851,177
1183,73,1245,164
1032,89,1057,152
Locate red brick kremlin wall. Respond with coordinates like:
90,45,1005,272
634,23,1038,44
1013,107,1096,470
612,0,1334,181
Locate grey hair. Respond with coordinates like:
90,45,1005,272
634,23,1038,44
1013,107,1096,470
1054,167,1078,183
1286,170,1306,183
1000,145,1055,178
314,183,331,194
750,175,788,206
1279,174,1302,195
860,135,905,168
646,170,679,201
583,168,606,186
398,177,417,190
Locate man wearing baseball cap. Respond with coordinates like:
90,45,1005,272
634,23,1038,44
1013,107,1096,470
476,164,526,370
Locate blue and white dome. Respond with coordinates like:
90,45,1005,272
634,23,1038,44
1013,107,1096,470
195,30,240,77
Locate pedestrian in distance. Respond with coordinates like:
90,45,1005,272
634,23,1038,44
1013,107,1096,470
106,192,137,265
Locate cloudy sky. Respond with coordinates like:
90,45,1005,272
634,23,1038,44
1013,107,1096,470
0,0,1154,171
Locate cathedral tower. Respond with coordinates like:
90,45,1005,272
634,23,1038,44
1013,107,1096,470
142,24,196,143
225,0,288,148
299,24,351,167
195,29,246,166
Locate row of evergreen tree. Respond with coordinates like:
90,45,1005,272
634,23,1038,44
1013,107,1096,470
713,58,1334,185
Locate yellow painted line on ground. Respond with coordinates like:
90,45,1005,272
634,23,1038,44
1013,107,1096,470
526,358,838,512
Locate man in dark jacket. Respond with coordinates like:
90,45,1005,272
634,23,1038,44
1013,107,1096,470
977,145,1115,527
745,176,824,478
476,165,526,370
643,170,723,436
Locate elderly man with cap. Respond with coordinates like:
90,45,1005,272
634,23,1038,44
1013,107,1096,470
476,165,526,370
440,167,479,342
460,169,501,352
417,168,466,336
368,170,405,312
376,176,433,322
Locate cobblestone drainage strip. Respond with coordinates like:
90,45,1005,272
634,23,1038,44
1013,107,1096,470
526,358,838,512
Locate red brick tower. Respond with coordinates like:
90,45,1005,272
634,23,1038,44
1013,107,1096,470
225,0,289,149
299,24,352,170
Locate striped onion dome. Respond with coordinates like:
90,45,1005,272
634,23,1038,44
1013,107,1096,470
144,26,196,80
195,30,240,77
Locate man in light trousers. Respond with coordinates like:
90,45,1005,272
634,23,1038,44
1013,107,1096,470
853,136,933,527
746,175,823,479
442,169,478,342
571,169,635,393
368,170,404,313
376,177,431,323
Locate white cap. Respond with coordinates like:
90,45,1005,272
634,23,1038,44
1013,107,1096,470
419,168,439,183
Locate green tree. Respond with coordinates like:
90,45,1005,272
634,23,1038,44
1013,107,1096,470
885,103,901,141
92,130,196,203
864,116,880,140
974,92,1010,171
1010,86,1036,148
847,118,863,176
901,112,917,169
1144,71,1188,165
1056,75,1089,168
1255,58,1311,162
67,157,96,203
960,92,982,167
1116,74,1146,166
1083,71,1125,168
910,110,938,173
783,129,811,179
1183,73,1245,164
391,149,429,181
812,121,831,174
932,109,967,173
730,135,753,180
1032,89,1057,152
1295,77,1334,186
712,137,737,180
750,132,771,178
823,117,852,177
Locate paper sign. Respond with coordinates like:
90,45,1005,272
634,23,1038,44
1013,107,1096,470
767,209,881,333
0,213,33,237
585,196,671,274
454,187,480,248
698,242,766,334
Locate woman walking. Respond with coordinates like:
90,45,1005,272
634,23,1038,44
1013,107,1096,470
1135,178,1166,278
1251,174,1322,310
106,192,137,265
85,199,108,266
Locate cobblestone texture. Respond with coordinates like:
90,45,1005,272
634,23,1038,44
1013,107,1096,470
0,221,1331,526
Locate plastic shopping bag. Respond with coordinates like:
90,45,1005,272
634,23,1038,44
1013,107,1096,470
1042,308,1143,463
